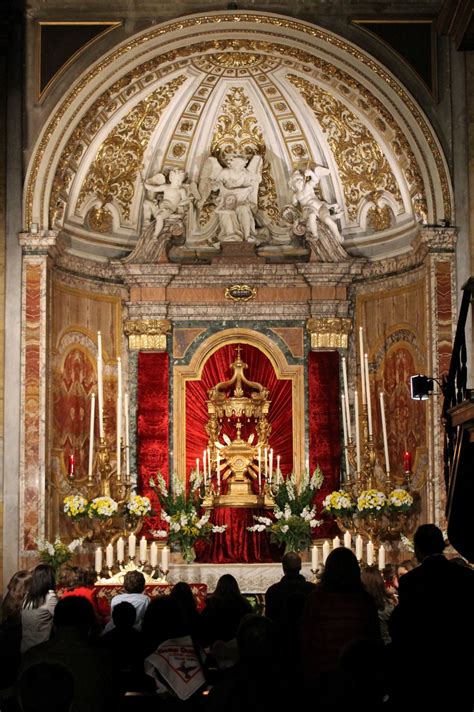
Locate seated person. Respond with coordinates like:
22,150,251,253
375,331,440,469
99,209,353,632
100,602,147,693
103,570,149,633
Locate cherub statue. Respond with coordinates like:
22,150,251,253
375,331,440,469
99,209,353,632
142,168,195,238
289,167,342,243
197,152,263,242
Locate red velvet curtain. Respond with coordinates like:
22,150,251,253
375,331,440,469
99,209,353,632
308,350,341,537
137,352,169,536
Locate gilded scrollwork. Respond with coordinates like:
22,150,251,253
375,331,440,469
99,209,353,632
76,76,186,222
287,74,401,222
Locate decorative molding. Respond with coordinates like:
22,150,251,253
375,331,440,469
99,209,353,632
19,231,57,254
225,285,257,302
124,318,171,350
306,317,352,349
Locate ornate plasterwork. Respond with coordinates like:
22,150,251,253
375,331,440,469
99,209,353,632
123,318,171,351
306,317,352,349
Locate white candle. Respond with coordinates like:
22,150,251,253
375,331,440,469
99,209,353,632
341,356,352,435
95,547,102,574
379,392,390,475
344,530,351,549
207,448,211,481
264,447,268,478
161,545,170,571
322,540,330,563
367,539,374,566
364,354,373,436
116,357,122,481
117,537,125,562
106,543,114,568
276,454,281,484
139,536,147,562
355,534,363,561
150,542,158,568
88,393,95,482
124,393,130,480
269,449,273,484
354,390,361,474
341,394,350,480
196,458,200,480
97,331,104,439
359,327,366,405
305,454,310,475
311,545,319,570
332,535,340,550
378,544,386,571
258,447,261,482
216,451,221,490
203,449,207,485
128,533,136,558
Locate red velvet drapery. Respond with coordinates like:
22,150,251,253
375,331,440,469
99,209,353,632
137,352,169,536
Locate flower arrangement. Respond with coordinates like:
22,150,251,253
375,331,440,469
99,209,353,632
35,536,83,575
322,490,354,516
126,494,152,520
88,496,119,520
63,494,89,520
356,489,387,516
387,488,414,513
150,472,226,562
248,467,323,552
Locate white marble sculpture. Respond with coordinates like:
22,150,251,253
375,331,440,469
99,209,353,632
288,167,342,243
143,168,195,237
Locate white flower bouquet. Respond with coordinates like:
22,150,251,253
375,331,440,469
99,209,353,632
387,488,414,513
126,494,152,520
63,494,89,520
35,536,83,575
322,490,354,516
88,496,119,520
356,489,387,516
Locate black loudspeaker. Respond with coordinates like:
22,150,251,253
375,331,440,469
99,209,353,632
410,374,433,400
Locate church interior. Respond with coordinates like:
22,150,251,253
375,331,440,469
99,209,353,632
1,0,474,621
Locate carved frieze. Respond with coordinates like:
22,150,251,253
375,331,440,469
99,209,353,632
123,318,171,351
307,317,352,349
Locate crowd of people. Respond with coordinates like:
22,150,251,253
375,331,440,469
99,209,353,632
0,523,473,711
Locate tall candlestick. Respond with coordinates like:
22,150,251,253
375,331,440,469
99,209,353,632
106,543,114,569
311,545,319,570
354,390,361,474
379,392,390,475
359,327,366,405
124,393,130,480
367,539,374,566
378,544,386,571
150,542,158,568
332,535,340,550
97,331,104,439
341,394,350,480
276,454,281,484
322,540,330,563
196,458,200,479
116,357,122,481
355,534,363,561
269,449,273,484
258,447,261,483
88,393,95,482
117,537,125,563
95,547,103,574
264,447,268,479
341,356,352,435
364,354,373,436
161,545,169,572
128,533,136,559
216,451,221,491
344,530,351,549
139,536,147,562
207,448,211,482
203,449,207,485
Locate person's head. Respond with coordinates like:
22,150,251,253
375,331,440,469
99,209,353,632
397,558,416,578
282,551,302,576
360,565,391,610
321,547,362,592
223,193,237,210
168,168,185,186
2,569,31,621
213,573,241,600
123,570,145,594
24,564,56,609
18,662,74,712
289,171,304,192
226,154,246,169
53,596,95,632
237,614,278,667
170,581,197,624
413,524,445,562
142,596,184,653
112,601,136,629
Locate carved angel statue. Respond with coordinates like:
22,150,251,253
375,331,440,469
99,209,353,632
288,167,342,243
197,153,263,242
142,168,197,238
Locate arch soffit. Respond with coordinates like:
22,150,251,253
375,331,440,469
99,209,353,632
24,11,452,255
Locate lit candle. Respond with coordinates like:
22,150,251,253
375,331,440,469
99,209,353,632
322,540,330,563
311,545,319,570
344,530,351,549
116,357,122,481
379,392,390,475
355,535,363,561
354,390,361,474
117,537,125,563
97,331,104,439
359,327,366,405
269,449,273,484
378,544,386,571
367,539,374,566
68,454,75,479
128,533,136,559
161,545,170,571
95,547,102,574
403,450,412,473
203,449,207,485
124,393,130,480
106,543,114,569
139,536,147,562
341,356,352,435
364,354,373,436
150,542,158,568
88,393,95,482
332,536,340,550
